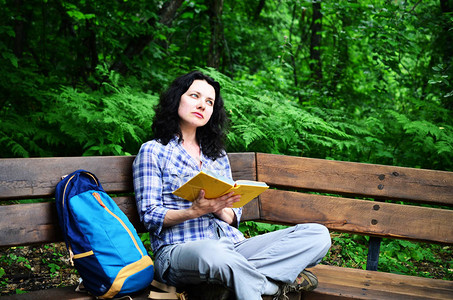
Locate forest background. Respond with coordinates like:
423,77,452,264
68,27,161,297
0,0,452,291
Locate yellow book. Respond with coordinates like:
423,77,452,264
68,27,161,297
172,171,269,208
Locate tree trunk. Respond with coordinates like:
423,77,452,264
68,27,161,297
253,0,266,20
110,0,184,74
13,0,29,59
309,1,322,82
439,0,453,110
207,0,224,69
288,3,299,88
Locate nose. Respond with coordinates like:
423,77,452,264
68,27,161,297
197,98,206,110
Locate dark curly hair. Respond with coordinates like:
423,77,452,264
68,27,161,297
151,71,228,160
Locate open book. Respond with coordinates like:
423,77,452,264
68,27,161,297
172,171,269,208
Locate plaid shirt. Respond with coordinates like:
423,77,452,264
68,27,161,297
133,137,245,252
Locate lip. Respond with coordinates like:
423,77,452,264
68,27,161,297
192,112,204,119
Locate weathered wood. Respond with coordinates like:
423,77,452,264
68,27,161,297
0,286,95,300
228,152,261,221
0,196,141,247
0,285,298,300
0,153,259,247
1,153,452,299
305,264,453,300
260,189,453,244
0,196,260,247
0,156,136,199
0,153,257,200
256,153,453,206
0,286,154,300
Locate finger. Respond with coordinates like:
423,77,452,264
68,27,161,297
225,194,241,203
232,195,241,202
220,191,235,200
225,196,241,207
197,189,206,200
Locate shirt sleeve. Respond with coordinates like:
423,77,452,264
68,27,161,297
132,142,169,237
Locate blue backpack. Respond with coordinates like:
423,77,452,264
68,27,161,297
55,170,154,298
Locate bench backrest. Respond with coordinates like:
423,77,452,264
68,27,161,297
0,153,257,247
256,153,453,245
1,153,452,249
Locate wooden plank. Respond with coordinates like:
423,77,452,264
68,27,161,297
0,153,259,246
4,186,451,247
0,285,151,300
3,266,451,300
0,153,255,200
305,264,453,300
0,286,95,300
0,196,143,247
256,153,453,206
228,152,261,221
228,152,257,181
0,285,300,300
259,189,453,244
0,156,135,200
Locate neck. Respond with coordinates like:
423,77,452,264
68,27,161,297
180,130,202,167
180,124,197,144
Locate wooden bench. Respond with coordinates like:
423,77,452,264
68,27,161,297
1,153,452,299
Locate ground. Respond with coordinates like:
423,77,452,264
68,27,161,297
1,241,451,296
0,243,78,296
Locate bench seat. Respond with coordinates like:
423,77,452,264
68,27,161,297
3,264,452,300
305,265,453,300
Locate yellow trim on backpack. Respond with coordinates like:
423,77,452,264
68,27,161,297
99,255,153,299
92,192,144,256
73,250,94,259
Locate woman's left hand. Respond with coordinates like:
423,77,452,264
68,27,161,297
192,190,241,224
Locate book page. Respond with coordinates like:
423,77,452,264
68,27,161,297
234,180,268,187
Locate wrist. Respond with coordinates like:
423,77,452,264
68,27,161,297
188,206,203,219
214,208,234,224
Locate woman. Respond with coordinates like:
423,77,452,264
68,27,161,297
133,71,331,300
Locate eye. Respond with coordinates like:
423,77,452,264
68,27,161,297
206,99,214,106
190,93,198,98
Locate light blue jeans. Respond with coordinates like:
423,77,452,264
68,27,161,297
154,223,331,300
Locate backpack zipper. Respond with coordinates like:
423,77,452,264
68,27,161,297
92,192,144,257
62,172,99,210
61,172,104,265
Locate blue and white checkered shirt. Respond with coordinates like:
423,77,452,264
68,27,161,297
133,137,245,252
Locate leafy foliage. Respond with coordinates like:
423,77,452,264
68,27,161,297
1,0,452,168
1,66,158,157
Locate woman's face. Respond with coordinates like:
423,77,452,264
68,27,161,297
178,79,216,131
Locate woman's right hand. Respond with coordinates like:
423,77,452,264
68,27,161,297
162,190,240,227
191,190,240,216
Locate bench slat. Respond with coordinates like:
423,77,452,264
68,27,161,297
0,196,140,247
257,153,453,206
305,264,453,300
0,153,257,200
227,152,261,220
0,156,136,199
0,197,259,248
260,189,453,244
